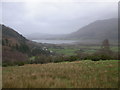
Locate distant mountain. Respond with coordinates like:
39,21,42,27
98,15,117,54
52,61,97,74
67,18,118,42
26,18,118,44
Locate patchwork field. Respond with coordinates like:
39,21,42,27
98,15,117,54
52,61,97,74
49,45,118,56
2,60,118,88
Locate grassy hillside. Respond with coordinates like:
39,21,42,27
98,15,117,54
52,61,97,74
3,60,118,88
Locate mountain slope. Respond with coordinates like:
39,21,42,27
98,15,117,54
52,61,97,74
2,25,27,42
67,18,118,41
1,24,54,65
1,24,29,47
1,24,29,64
26,18,118,44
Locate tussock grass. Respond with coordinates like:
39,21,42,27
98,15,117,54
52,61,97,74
3,60,118,88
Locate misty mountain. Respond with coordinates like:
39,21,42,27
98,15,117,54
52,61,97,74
26,18,118,44
67,18,118,41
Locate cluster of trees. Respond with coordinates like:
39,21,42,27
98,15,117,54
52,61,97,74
2,38,54,66
2,39,9,46
2,48,28,66
3,38,54,55
76,39,118,61
13,43,30,54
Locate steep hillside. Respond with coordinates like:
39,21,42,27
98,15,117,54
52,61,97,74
1,24,30,64
1,24,54,66
1,24,44,48
2,25,27,42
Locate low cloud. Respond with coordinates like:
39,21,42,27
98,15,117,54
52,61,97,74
2,1,117,35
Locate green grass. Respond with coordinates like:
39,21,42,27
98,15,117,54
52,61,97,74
111,46,118,52
49,48,77,56
3,60,118,88
49,46,118,56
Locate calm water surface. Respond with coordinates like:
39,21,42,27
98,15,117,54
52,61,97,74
32,40,78,44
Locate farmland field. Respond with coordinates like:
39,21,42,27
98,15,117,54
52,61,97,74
3,60,119,88
49,45,118,56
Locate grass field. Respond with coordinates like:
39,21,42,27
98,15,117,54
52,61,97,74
2,60,118,88
49,48,78,56
49,45,118,56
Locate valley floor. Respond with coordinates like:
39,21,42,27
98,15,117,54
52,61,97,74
2,60,119,88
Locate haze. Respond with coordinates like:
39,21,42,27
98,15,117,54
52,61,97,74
1,0,118,36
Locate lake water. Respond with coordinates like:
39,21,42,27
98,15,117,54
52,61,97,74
32,40,78,44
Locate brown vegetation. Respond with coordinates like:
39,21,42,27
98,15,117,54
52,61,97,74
3,60,118,88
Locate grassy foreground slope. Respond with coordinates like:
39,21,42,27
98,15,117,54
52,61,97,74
3,60,118,88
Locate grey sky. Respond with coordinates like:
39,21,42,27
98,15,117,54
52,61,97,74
1,0,118,35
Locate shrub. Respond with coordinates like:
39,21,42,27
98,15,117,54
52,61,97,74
52,56,64,63
100,54,111,60
18,43,30,53
68,56,78,62
2,63,8,67
91,56,101,61
17,62,25,66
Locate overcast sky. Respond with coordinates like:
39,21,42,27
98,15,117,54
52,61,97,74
1,0,118,35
